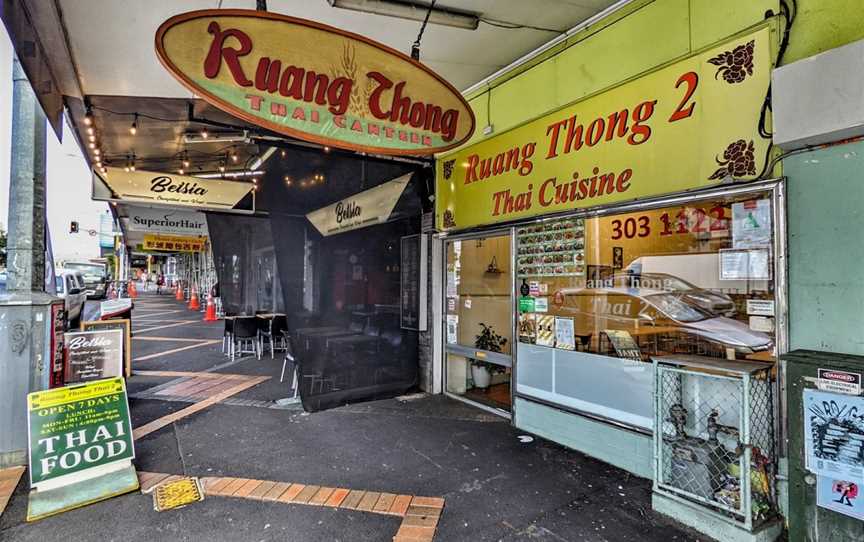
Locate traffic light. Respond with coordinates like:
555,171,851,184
70,221,79,233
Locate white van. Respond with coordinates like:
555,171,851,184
55,269,87,324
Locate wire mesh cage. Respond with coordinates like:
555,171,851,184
653,355,776,531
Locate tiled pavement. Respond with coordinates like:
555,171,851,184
0,293,701,542
138,472,444,541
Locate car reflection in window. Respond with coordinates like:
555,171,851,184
559,286,772,355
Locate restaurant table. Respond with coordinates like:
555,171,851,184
256,313,286,319
325,334,380,350
296,328,360,351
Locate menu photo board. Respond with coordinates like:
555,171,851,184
400,234,427,331
81,320,132,377
63,329,124,384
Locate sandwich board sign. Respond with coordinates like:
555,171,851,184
26,377,138,521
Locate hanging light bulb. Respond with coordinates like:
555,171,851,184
88,141,96,149
182,151,190,168
280,149,286,158
86,126,94,136
178,168,185,175
93,148,100,156
88,134,96,143
218,161,226,173
200,128,209,139
83,105,94,126
323,146,330,153
129,113,138,135
129,154,136,172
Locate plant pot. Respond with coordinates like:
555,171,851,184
471,364,491,389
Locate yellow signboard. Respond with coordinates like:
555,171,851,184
156,9,474,155
436,29,771,231
143,234,207,253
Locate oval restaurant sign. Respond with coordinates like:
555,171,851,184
155,9,474,156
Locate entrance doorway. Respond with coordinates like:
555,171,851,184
444,232,513,414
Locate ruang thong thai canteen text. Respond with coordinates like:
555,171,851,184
436,28,771,231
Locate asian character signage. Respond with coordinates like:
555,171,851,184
436,29,771,231
155,9,474,155
143,233,208,253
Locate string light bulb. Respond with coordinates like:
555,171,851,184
83,105,94,126
129,113,138,135
88,141,96,149
218,161,226,173
182,152,190,168
230,149,239,163
178,168,185,175
88,134,96,143
86,126,94,136
323,146,330,153
280,149,286,158
200,128,209,139
93,148,100,156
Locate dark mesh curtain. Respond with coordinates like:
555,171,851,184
264,146,426,411
206,213,284,315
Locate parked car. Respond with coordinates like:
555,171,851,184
55,269,87,325
61,261,109,299
607,272,736,317
558,286,772,354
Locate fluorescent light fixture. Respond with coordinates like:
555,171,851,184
183,130,248,144
196,170,264,179
251,147,277,171
328,0,479,30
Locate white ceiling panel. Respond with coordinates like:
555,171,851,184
57,0,620,97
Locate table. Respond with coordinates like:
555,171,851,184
256,313,286,319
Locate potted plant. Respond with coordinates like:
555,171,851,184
470,323,508,389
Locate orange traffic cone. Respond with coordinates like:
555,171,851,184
175,283,184,301
188,285,200,311
204,294,217,321
128,280,138,298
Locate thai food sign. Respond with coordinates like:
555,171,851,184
155,9,475,155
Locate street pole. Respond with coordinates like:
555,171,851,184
0,55,60,467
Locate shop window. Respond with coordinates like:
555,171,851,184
515,192,777,430
445,234,513,412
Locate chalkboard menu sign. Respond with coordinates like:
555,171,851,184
63,329,124,384
400,235,424,330
82,319,133,377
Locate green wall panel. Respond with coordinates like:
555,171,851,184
553,0,690,109
513,398,654,479
784,0,864,65
786,140,864,354
690,0,778,52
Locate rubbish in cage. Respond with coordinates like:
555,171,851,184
654,355,776,531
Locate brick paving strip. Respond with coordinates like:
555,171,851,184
137,471,444,541
0,466,26,518
132,375,270,439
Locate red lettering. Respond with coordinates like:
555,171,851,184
246,94,264,111
538,178,556,207
204,22,252,86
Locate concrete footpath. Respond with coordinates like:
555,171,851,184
0,292,703,541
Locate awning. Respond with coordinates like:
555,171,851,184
93,167,254,212
306,173,411,236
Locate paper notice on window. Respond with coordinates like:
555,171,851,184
534,297,549,313
804,389,864,484
446,315,458,344
732,199,772,248
719,248,770,280
554,317,575,350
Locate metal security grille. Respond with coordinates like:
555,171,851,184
653,356,775,531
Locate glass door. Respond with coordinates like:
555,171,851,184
444,232,513,413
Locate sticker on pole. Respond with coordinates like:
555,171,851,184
816,369,862,396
